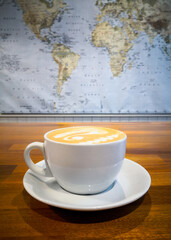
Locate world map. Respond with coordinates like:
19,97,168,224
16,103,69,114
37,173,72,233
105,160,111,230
0,0,171,113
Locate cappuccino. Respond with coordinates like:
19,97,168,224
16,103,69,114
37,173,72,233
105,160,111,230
24,126,127,194
46,126,125,144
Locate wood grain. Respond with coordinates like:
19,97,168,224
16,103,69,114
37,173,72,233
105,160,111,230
0,122,171,239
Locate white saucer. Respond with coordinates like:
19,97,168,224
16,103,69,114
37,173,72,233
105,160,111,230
23,159,151,211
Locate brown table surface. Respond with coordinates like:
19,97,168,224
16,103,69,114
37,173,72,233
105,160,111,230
0,122,171,240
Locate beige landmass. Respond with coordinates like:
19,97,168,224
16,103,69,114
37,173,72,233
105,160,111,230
92,22,133,77
129,62,134,70
120,0,170,44
17,0,66,40
52,44,80,94
93,0,171,76
17,0,81,95
96,0,171,44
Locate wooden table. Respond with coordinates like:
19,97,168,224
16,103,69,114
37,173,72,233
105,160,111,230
0,122,171,239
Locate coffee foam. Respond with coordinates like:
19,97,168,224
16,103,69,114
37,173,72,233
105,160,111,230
46,127,125,144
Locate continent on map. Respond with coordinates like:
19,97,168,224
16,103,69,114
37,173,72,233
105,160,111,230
17,0,81,95
92,22,133,77
52,43,80,94
17,0,66,40
93,0,171,77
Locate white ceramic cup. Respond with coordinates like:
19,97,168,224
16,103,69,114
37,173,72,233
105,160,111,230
24,127,127,194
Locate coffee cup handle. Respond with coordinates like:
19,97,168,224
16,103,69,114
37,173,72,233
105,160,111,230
24,142,53,177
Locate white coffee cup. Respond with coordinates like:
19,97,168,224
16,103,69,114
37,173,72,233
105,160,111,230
24,127,127,194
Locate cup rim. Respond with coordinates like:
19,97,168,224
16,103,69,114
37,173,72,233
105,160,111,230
44,126,127,146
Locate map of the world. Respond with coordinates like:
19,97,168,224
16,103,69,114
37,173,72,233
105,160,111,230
0,0,171,113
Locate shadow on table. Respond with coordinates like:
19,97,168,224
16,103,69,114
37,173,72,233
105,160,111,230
12,189,151,237
50,194,149,223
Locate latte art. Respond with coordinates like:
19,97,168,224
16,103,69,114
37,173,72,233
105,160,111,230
46,127,125,144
